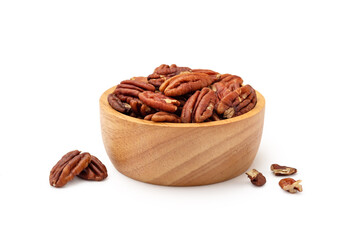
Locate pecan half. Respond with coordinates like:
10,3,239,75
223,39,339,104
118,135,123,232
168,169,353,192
144,112,181,123
78,155,108,181
181,87,216,123
160,72,216,97
191,69,221,82
148,64,191,79
271,164,297,176
139,91,180,113
246,169,266,186
219,74,243,90
279,178,303,193
216,84,257,118
113,79,155,97
108,93,132,114
148,76,168,88
49,150,91,187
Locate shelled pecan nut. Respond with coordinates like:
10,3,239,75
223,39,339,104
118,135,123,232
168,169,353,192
108,93,132,114
216,84,257,118
219,74,243,90
271,164,297,176
148,64,191,79
191,69,221,82
139,91,180,113
181,87,216,123
279,178,303,193
144,112,181,123
246,169,266,186
49,150,91,187
78,155,108,181
113,79,155,97
160,72,216,97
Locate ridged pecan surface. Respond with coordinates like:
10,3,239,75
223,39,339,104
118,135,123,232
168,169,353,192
144,112,181,123
139,91,180,113
78,155,108,181
49,150,91,187
160,72,216,97
107,64,258,123
181,87,216,123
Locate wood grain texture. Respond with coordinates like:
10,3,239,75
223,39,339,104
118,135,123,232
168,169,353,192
100,86,265,186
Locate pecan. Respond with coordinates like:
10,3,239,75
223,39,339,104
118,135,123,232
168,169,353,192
246,169,266,186
148,76,168,88
160,72,216,97
148,64,191,79
219,74,243,90
113,79,155,98
271,164,297,176
49,150,91,187
216,84,257,118
144,112,181,123
108,93,131,114
78,155,108,181
191,69,221,82
279,178,303,193
130,76,148,83
181,88,216,123
139,91,180,113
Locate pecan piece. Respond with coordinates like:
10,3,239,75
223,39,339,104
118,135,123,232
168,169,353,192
271,164,297,176
216,84,257,118
246,169,266,186
279,178,303,193
108,93,131,114
148,64,191,79
160,72,216,97
113,79,155,97
139,91,180,113
181,88,216,123
78,155,108,181
191,69,221,82
49,150,91,187
144,112,181,123
219,74,243,90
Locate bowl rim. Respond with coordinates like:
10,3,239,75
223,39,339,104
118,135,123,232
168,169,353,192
100,86,265,128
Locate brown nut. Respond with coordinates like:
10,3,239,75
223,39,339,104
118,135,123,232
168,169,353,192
279,178,303,193
49,150,91,188
108,93,132,114
181,87,216,123
148,64,191,79
113,79,155,97
139,91,180,113
191,69,221,81
144,111,181,123
78,155,108,181
271,164,297,176
216,84,257,118
159,72,216,97
219,74,243,91
246,169,266,186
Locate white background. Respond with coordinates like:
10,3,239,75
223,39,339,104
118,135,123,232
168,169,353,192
1,0,359,239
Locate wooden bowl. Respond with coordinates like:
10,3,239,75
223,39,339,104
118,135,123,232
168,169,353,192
100,86,265,186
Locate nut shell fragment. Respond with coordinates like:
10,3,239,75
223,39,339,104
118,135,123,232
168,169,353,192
271,164,297,176
279,178,303,193
246,169,266,186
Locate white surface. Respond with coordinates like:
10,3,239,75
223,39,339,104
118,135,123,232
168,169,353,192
1,1,359,239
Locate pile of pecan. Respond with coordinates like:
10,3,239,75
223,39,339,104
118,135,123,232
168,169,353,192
108,64,257,123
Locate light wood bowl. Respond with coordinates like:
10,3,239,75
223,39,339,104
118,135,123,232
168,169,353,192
100,86,265,186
